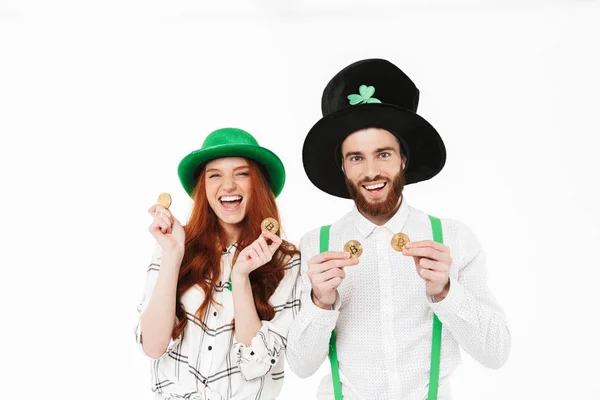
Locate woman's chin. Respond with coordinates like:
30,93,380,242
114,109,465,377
217,212,245,227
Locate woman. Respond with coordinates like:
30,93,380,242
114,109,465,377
135,128,301,400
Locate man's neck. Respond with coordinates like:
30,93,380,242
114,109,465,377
358,196,403,226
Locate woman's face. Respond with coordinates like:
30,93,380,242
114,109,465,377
204,157,252,227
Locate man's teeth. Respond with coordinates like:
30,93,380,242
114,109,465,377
220,196,242,202
364,183,385,190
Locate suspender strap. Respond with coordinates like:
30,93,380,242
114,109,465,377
321,216,444,400
319,225,343,400
427,215,444,400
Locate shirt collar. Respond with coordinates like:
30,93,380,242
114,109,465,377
223,242,238,255
351,196,410,239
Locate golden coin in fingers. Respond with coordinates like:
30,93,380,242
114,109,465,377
344,240,363,258
261,217,279,234
157,192,172,209
391,232,410,252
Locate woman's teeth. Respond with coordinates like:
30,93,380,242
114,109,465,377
220,195,242,202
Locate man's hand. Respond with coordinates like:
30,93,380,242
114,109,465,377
307,251,358,309
403,240,452,300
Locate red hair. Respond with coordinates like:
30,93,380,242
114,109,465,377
172,159,298,339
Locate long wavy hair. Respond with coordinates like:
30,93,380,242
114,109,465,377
172,158,298,339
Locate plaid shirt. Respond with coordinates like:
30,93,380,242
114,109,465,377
135,243,301,400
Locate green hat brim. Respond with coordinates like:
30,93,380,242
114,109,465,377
177,143,286,198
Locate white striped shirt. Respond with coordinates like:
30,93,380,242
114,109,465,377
135,243,302,400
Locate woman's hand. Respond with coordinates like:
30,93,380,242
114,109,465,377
232,231,282,278
148,204,185,255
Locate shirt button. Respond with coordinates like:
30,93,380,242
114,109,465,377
270,359,276,364
213,311,217,317
250,351,255,356
208,346,213,351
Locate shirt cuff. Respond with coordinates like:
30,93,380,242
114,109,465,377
427,275,468,320
297,291,341,329
233,323,279,381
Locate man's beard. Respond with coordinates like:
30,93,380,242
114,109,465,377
345,170,405,217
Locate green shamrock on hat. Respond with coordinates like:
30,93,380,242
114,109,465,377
347,85,382,105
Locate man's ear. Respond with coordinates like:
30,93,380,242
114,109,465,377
339,150,346,173
338,145,345,173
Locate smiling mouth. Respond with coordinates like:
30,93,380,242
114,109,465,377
362,182,387,192
219,195,243,210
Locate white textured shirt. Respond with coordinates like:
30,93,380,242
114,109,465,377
135,243,302,400
286,199,511,400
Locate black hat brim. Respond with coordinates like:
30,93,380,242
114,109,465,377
302,103,446,199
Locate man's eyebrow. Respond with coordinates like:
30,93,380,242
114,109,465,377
374,147,396,153
344,147,397,158
343,150,364,158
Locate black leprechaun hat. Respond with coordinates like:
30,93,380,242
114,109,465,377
302,58,446,198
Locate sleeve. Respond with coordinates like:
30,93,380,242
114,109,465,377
133,243,182,359
232,254,303,381
428,220,512,369
284,231,342,378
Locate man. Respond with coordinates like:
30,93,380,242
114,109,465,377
286,59,511,400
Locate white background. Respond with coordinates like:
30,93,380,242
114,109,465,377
1,0,599,399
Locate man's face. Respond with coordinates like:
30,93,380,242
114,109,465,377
341,128,406,217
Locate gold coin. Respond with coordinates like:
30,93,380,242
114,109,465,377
344,240,363,258
157,192,172,209
391,232,410,252
261,217,279,234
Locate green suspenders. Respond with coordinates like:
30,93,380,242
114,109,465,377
319,215,444,400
